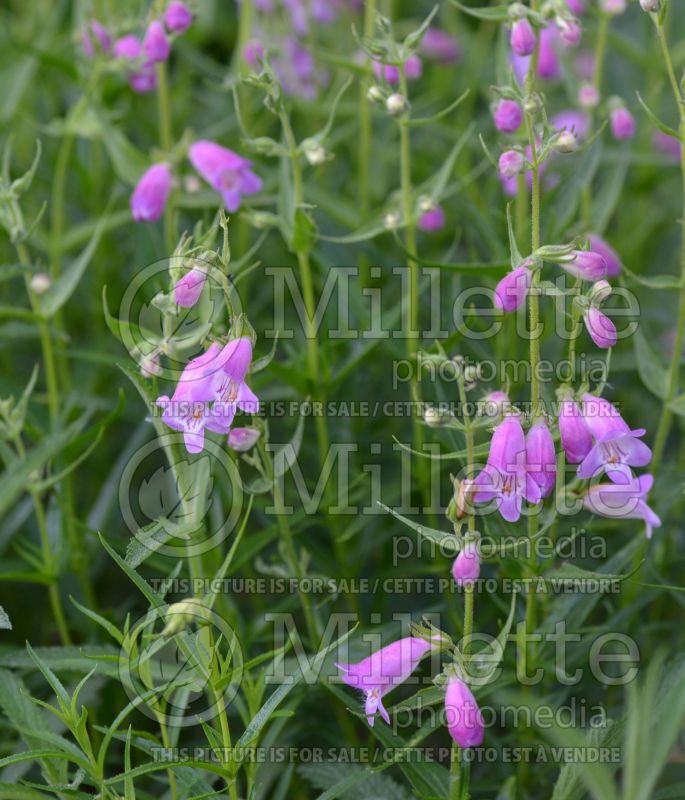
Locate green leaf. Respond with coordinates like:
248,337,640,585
378,502,459,554
0,606,11,630
636,92,680,139
467,591,517,682
634,328,667,399
448,0,510,21
291,207,317,254
98,533,164,608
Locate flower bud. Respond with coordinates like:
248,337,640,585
523,94,542,115
590,280,612,304
498,149,524,179
445,677,485,748
174,266,208,308
584,307,617,349
30,272,51,295
453,478,476,519
367,85,384,104
639,0,660,10
451,542,480,585
610,105,636,141
600,0,626,14
556,17,582,48
386,93,408,115
493,99,523,134
302,139,327,165
418,206,446,232
162,598,211,636
384,211,400,230
140,353,162,379
228,427,261,452
510,18,536,57
143,20,170,63
494,264,532,312
424,405,454,428
164,2,193,33
561,250,608,281
554,130,577,153
578,83,599,109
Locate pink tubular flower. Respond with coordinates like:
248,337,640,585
404,55,423,80
493,99,523,134
164,1,193,33
189,140,262,212
82,21,111,57
129,67,157,93
420,28,461,64
143,20,170,63
653,131,681,162
494,264,532,313
498,150,524,179
551,110,590,143
445,677,485,748
577,394,652,482
511,25,560,84
559,398,592,464
556,17,582,47
228,427,261,452
418,206,445,232
567,0,586,14
452,543,480,586
561,251,607,282
130,163,172,222
473,415,541,522
584,474,661,539
584,307,617,349
207,337,260,430
610,106,636,140
113,34,142,60
510,18,536,57
588,235,622,277
174,267,208,307
526,421,556,498
336,637,430,726
480,390,511,417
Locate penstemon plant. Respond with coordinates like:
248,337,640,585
1,1,685,799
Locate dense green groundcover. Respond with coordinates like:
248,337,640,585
1,0,684,798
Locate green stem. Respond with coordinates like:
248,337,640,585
158,717,178,800
652,22,685,471
156,62,176,255
358,0,376,286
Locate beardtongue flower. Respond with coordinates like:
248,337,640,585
551,110,590,142
584,307,617,349
494,263,532,312
164,1,193,33
556,17,582,47
567,0,586,14
113,34,142,60
420,27,461,64
610,106,636,140
207,337,260,432
451,542,480,586
653,131,681,162
588,235,622,277
558,398,592,464
493,99,523,134
130,163,172,222
480,390,511,417
510,18,536,57
560,251,607,281
577,394,652,482
498,150,524,179
584,474,661,538
189,140,262,212
336,637,430,726
445,677,485,748
418,206,445,232
174,267,208,308
526,421,556,498
82,21,111,56
473,415,542,522
228,427,261,452
143,20,171,63
129,67,157,93
511,25,561,84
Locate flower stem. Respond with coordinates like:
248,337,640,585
358,0,376,286
651,21,685,471
156,61,176,255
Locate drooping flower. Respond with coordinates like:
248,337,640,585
130,163,172,223
610,106,636,140
473,415,542,522
174,267,208,308
588,235,622,277
228,427,261,452
206,337,260,432
418,206,445,232
494,263,532,313
479,390,511,417
164,1,193,33
336,637,430,726
189,140,262,212
584,474,661,538
451,543,480,586
498,150,524,179
82,21,111,57
558,398,592,464
493,99,523,134
577,394,652,482
445,677,485,748
584,307,617,349
560,251,607,282
510,18,536,57
420,28,461,64
143,20,171,63
526,421,556,498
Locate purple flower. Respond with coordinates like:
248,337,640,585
512,25,561,83
243,39,265,68
336,637,430,726
82,21,111,57
473,415,542,522
498,150,524,179
189,140,262,212
480,390,511,417
418,206,445,232
129,67,157,93
577,394,652,482
588,235,622,277
174,267,208,308
113,34,142,60
452,543,480,586
584,474,661,538
561,251,608,282
404,55,423,80
420,28,461,64
653,131,681,162
372,61,399,84
228,427,261,452
130,163,172,222
493,99,523,134
557,17,582,47
494,264,532,312
526,421,556,498
610,106,636,140
579,83,600,109
551,110,590,142
164,1,193,33
143,20,170,63
584,307,617,349
567,0,586,14
510,18,536,57
559,398,593,464
601,0,626,14
283,0,309,35
207,338,260,430
273,37,320,100
445,677,485,748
